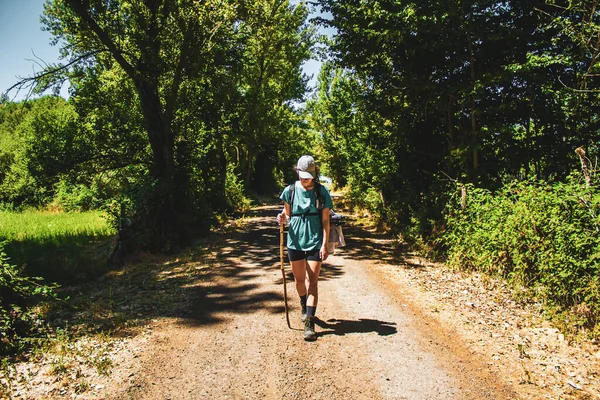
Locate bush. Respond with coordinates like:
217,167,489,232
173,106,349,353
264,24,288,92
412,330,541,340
51,179,98,212
0,243,58,355
347,183,384,219
442,179,600,334
225,163,252,212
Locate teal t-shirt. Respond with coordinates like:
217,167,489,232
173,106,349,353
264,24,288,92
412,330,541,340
280,181,334,251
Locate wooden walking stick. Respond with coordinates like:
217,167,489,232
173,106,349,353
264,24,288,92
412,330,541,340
280,222,291,329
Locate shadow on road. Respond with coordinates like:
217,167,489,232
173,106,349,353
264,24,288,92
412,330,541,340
315,318,397,336
338,222,424,269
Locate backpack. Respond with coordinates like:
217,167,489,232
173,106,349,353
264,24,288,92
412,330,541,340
287,181,345,254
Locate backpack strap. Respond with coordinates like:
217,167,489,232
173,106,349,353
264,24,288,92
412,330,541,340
288,183,295,210
314,181,324,227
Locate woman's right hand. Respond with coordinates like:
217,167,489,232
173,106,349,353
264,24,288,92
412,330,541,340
277,212,286,225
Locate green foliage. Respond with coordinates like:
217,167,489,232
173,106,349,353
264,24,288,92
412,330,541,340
232,1,315,194
540,0,600,93
0,97,81,209
312,0,600,242
0,243,58,355
225,163,252,212
442,179,600,332
308,64,398,226
348,184,384,219
51,178,99,212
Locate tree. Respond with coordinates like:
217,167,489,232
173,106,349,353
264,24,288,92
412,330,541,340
228,0,315,194
17,0,314,250
312,0,600,236
539,0,600,93
35,0,242,249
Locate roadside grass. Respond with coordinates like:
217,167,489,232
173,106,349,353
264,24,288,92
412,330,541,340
0,210,116,282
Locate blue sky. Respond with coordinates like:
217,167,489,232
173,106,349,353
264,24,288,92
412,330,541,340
0,0,67,100
0,0,327,102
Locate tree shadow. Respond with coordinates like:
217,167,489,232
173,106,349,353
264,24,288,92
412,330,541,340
315,317,397,336
52,253,285,334
181,282,284,326
333,217,429,269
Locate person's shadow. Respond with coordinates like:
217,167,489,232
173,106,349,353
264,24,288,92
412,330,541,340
314,318,397,336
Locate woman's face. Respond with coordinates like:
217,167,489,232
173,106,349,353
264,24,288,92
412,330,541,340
299,177,314,189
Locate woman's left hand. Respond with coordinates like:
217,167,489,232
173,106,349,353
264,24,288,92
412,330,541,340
320,246,329,261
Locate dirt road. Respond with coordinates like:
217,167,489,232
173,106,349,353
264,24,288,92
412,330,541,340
13,203,596,399
96,204,523,400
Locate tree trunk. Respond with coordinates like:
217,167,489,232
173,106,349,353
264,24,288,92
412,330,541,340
135,80,178,249
467,39,479,182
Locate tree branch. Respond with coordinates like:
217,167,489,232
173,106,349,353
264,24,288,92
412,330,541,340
4,50,104,99
558,76,600,93
164,11,192,127
64,0,137,79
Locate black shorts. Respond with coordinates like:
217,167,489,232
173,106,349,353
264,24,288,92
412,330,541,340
287,247,322,262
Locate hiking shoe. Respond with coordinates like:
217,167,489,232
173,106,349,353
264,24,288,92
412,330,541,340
301,304,307,322
304,316,317,341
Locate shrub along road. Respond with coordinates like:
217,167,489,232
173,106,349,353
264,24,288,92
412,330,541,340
6,204,598,399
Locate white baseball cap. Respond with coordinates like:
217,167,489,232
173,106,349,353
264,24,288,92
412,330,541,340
296,155,316,179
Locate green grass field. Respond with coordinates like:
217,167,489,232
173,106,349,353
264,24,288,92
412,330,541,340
1,210,114,241
0,210,117,283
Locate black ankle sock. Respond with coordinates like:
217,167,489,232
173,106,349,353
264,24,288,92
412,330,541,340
300,295,307,308
306,306,316,317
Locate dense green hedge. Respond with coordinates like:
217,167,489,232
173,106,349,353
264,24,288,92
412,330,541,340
442,179,600,334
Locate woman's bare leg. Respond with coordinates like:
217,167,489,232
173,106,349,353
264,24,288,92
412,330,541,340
306,260,322,308
290,259,308,297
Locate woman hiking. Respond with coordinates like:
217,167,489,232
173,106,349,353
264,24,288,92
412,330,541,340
277,155,334,341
